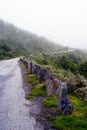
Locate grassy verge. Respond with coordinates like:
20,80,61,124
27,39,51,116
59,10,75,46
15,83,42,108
51,95,87,130
27,73,39,84
26,83,46,99
43,95,57,110
20,61,87,130
26,72,46,100
52,116,87,130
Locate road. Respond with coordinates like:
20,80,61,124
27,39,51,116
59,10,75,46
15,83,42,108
0,58,35,130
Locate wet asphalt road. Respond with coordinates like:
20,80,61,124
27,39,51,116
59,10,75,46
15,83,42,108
0,58,35,130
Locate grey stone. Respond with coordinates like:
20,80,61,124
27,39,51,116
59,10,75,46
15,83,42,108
30,61,32,73
45,75,54,96
53,77,61,93
56,82,73,114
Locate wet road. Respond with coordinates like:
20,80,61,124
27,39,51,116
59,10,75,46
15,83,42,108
0,58,35,130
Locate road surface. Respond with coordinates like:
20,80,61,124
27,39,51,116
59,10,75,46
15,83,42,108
0,58,35,130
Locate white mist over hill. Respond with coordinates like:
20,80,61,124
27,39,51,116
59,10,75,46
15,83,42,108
0,0,87,49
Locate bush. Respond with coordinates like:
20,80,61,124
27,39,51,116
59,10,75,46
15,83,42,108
67,74,87,93
74,87,87,101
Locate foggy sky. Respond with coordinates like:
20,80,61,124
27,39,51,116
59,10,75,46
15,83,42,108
0,0,87,49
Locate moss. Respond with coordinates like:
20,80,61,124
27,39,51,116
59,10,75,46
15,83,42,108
69,95,87,117
27,74,39,84
51,95,87,130
52,116,87,130
43,95,57,109
26,84,46,99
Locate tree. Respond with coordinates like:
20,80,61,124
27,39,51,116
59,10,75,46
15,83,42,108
79,62,87,78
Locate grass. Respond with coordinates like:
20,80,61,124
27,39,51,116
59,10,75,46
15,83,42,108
27,72,87,130
27,73,39,84
22,61,87,130
52,116,87,130
51,95,87,130
43,95,57,109
69,95,87,117
26,83,46,99
25,70,46,99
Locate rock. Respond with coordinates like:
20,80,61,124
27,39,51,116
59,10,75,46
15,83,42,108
30,61,33,73
39,68,47,83
53,77,61,93
56,82,73,114
45,75,54,96
20,57,73,115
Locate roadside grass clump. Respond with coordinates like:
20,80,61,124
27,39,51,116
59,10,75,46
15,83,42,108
26,83,46,99
27,73,39,84
43,95,57,109
52,116,87,130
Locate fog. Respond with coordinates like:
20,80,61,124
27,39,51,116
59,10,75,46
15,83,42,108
0,0,87,49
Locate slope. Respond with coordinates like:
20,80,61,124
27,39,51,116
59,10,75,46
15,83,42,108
0,20,66,59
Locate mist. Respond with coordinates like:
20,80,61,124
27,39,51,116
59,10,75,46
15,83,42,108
0,0,87,49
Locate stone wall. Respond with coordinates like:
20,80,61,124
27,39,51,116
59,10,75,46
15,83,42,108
20,56,73,115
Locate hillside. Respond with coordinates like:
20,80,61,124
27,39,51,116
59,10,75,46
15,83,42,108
1,19,87,130
0,20,66,59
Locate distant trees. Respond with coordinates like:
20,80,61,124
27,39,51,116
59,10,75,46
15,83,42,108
1,44,11,52
79,62,87,78
50,56,78,74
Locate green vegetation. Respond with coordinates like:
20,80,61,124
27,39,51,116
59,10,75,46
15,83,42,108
69,95,87,117
43,95,57,109
32,54,87,130
26,73,46,100
0,39,26,59
33,54,87,99
26,83,46,99
27,73,39,84
52,116,87,130
1,19,87,130
21,58,87,130
25,67,87,130
49,95,87,130
79,62,87,78
0,20,67,59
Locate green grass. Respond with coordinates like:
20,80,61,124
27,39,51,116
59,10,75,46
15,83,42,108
23,61,87,130
27,73,39,84
26,71,46,100
51,95,87,130
52,116,87,130
69,95,87,117
26,83,46,99
43,95,57,109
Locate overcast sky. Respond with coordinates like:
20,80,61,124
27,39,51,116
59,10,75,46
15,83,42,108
0,0,87,49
